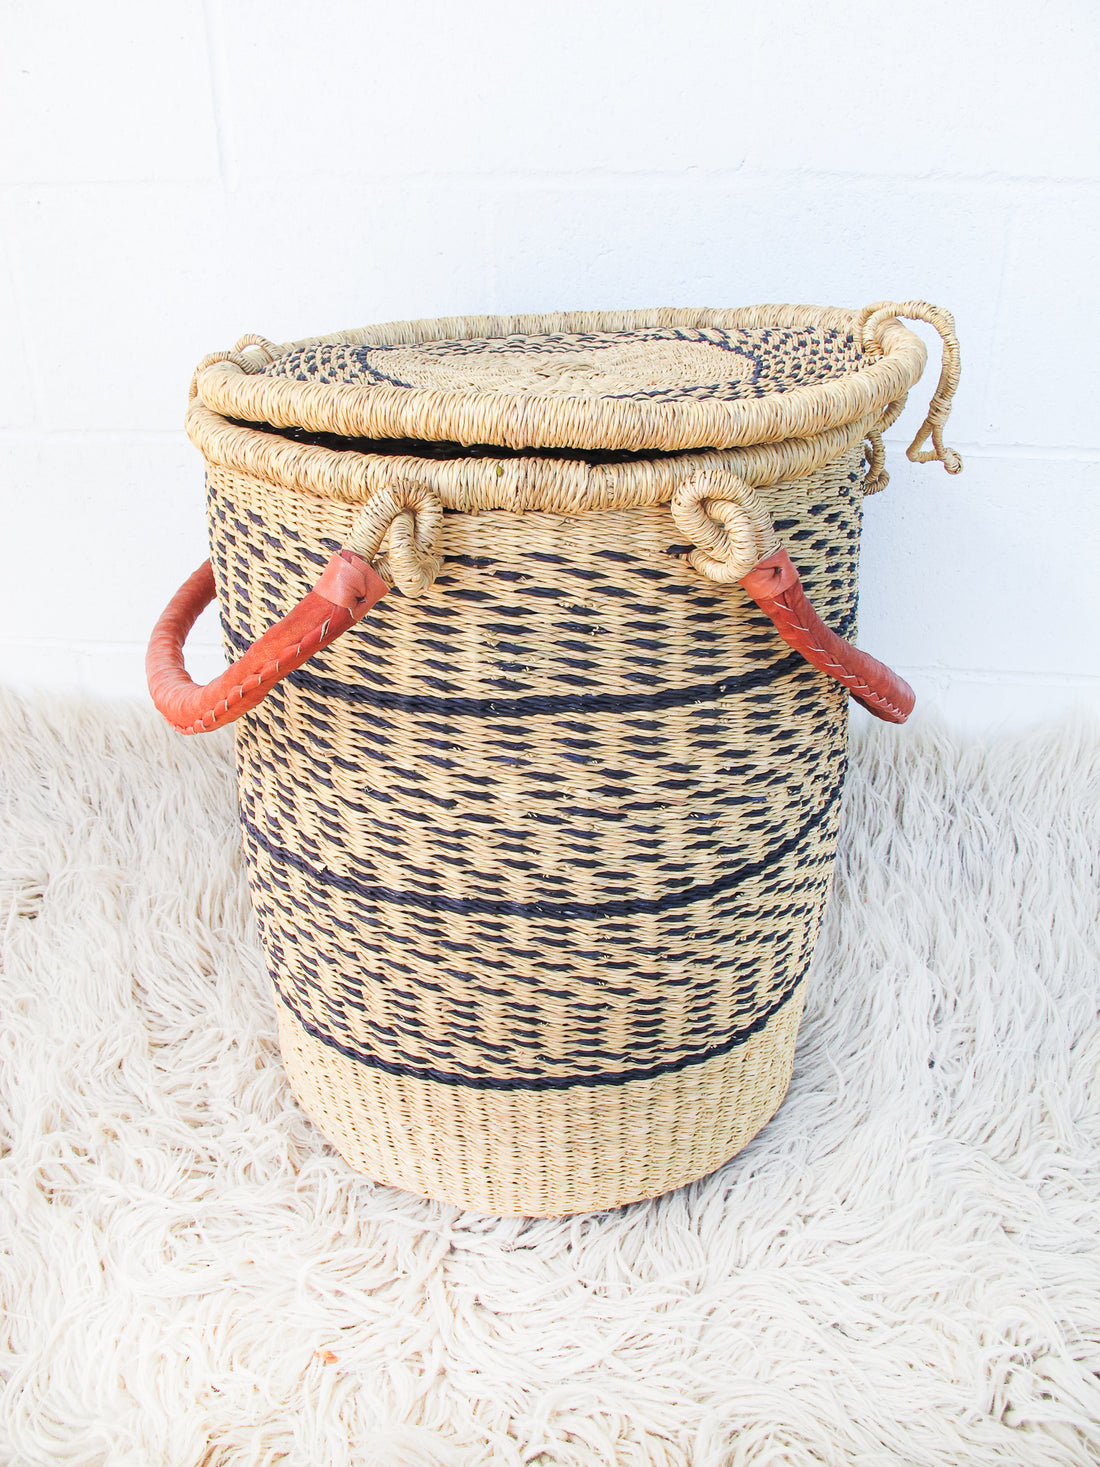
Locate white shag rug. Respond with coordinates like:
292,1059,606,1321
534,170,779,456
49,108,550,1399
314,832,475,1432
1,689,1098,1467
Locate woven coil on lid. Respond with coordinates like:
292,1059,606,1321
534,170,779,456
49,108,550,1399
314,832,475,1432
192,304,950,454
259,324,862,406
151,301,963,1214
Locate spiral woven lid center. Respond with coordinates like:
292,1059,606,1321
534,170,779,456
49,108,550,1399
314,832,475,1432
192,306,934,454
259,326,864,405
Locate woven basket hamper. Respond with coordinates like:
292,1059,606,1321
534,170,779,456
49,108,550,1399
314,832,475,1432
148,301,962,1216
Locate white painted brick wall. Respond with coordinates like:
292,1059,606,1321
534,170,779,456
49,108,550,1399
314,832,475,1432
2,0,1098,729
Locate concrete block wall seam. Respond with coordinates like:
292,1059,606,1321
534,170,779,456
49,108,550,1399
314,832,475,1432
198,0,232,191
0,1,221,185
1,0,1097,727
0,225,37,432
198,0,1100,183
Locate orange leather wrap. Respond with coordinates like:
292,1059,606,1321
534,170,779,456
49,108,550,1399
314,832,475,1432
146,550,388,735
739,548,915,724
149,543,911,735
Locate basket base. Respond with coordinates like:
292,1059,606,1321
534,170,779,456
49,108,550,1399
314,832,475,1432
275,989,805,1216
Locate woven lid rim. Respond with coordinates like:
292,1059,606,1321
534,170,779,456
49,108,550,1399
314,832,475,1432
193,306,928,454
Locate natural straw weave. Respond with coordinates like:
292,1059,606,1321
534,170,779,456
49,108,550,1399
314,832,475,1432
187,303,961,1215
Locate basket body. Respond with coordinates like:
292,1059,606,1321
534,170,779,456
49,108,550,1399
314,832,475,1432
206,444,863,1214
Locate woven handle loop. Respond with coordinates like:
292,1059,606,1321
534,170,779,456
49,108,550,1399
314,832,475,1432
855,300,963,475
147,481,443,735
672,470,915,723
346,478,444,598
670,471,779,583
188,335,278,400
232,334,278,362
862,429,889,495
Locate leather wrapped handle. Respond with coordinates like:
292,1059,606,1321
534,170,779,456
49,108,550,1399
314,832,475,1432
740,549,914,723
146,550,389,735
148,541,911,735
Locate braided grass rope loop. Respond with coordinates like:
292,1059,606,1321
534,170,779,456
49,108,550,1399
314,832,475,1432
188,336,276,400
346,479,443,597
670,471,780,583
861,429,889,495
232,334,278,365
855,300,963,475
188,348,261,403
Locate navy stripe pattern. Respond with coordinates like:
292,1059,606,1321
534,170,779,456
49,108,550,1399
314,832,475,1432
208,449,863,1090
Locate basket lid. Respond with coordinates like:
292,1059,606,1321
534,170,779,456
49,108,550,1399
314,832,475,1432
192,306,935,455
